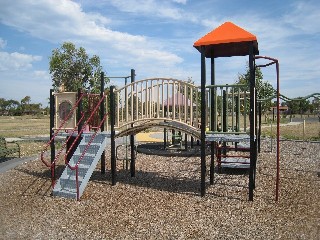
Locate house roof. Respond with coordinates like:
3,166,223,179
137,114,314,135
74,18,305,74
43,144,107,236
193,21,259,58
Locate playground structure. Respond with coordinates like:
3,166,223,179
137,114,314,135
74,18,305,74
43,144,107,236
41,21,283,201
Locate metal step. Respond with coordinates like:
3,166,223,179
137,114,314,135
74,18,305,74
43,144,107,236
52,132,108,200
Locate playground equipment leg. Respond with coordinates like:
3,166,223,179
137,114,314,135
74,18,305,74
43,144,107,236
130,69,136,177
130,134,135,177
210,142,215,185
248,43,255,201
100,72,106,174
49,89,55,183
200,46,206,197
110,86,116,185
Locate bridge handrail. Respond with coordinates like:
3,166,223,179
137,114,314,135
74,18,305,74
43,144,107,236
205,83,248,89
114,77,199,93
113,78,201,133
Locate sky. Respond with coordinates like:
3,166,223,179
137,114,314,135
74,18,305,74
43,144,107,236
0,0,319,106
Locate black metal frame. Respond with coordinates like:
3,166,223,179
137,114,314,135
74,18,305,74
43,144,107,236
110,69,136,186
199,42,257,200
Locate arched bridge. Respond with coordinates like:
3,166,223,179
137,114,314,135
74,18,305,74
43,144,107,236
111,78,202,139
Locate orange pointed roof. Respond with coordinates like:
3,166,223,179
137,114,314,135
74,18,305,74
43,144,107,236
194,21,259,58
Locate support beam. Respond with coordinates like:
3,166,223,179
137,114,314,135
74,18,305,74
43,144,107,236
200,46,206,197
210,56,215,185
100,72,106,174
130,69,136,177
110,86,116,185
49,89,55,183
258,101,262,153
248,42,256,201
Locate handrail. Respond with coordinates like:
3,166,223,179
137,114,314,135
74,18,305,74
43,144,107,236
62,94,107,200
41,92,108,195
41,112,86,168
41,93,85,167
64,94,106,164
114,77,198,93
205,83,248,88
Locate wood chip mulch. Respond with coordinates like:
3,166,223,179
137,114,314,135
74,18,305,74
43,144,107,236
0,140,319,239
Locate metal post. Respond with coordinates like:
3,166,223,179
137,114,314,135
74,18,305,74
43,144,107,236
275,61,280,202
130,69,136,177
258,101,262,153
210,56,215,185
100,72,106,174
248,43,256,201
125,77,129,170
200,46,206,197
49,89,55,182
184,133,188,150
222,90,227,155
110,86,116,185
77,88,83,133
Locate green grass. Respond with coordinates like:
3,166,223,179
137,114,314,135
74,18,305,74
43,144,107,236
0,115,49,138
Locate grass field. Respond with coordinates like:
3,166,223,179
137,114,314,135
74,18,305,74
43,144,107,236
0,115,319,158
0,115,49,157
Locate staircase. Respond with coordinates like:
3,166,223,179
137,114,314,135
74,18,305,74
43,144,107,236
52,132,109,199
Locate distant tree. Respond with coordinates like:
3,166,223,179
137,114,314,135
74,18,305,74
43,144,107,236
20,96,31,114
0,98,20,115
0,98,6,114
21,96,31,105
236,64,275,113
285,98,310,115
312,97,320,114
49,42,108,93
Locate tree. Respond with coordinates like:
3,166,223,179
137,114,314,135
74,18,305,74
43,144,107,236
21,96,31,105
20,96,31,114
0,98,21,115
285,98,311,115
235,63,275,113
49,42,108,93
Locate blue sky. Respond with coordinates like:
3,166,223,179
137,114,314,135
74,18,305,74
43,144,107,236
0,0,319,106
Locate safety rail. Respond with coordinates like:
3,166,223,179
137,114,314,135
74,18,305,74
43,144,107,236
41,93,107,192
41,93,85,169
69,115,107,200
205,84,250,134
113,78,200,132
41,112,87,187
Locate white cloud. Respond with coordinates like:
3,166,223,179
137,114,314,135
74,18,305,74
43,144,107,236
107,0,182,19
0,51,42,71
0,0,319,101
283,1,320,34
0,0,183,68
106,0,197,22
172,0,187,4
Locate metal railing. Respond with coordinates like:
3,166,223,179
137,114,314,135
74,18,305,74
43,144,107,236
205,84,250,134
113,78,200,131
41,93,108,199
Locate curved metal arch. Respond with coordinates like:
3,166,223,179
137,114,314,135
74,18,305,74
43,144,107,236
114,77,199,93
115,119,201,139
